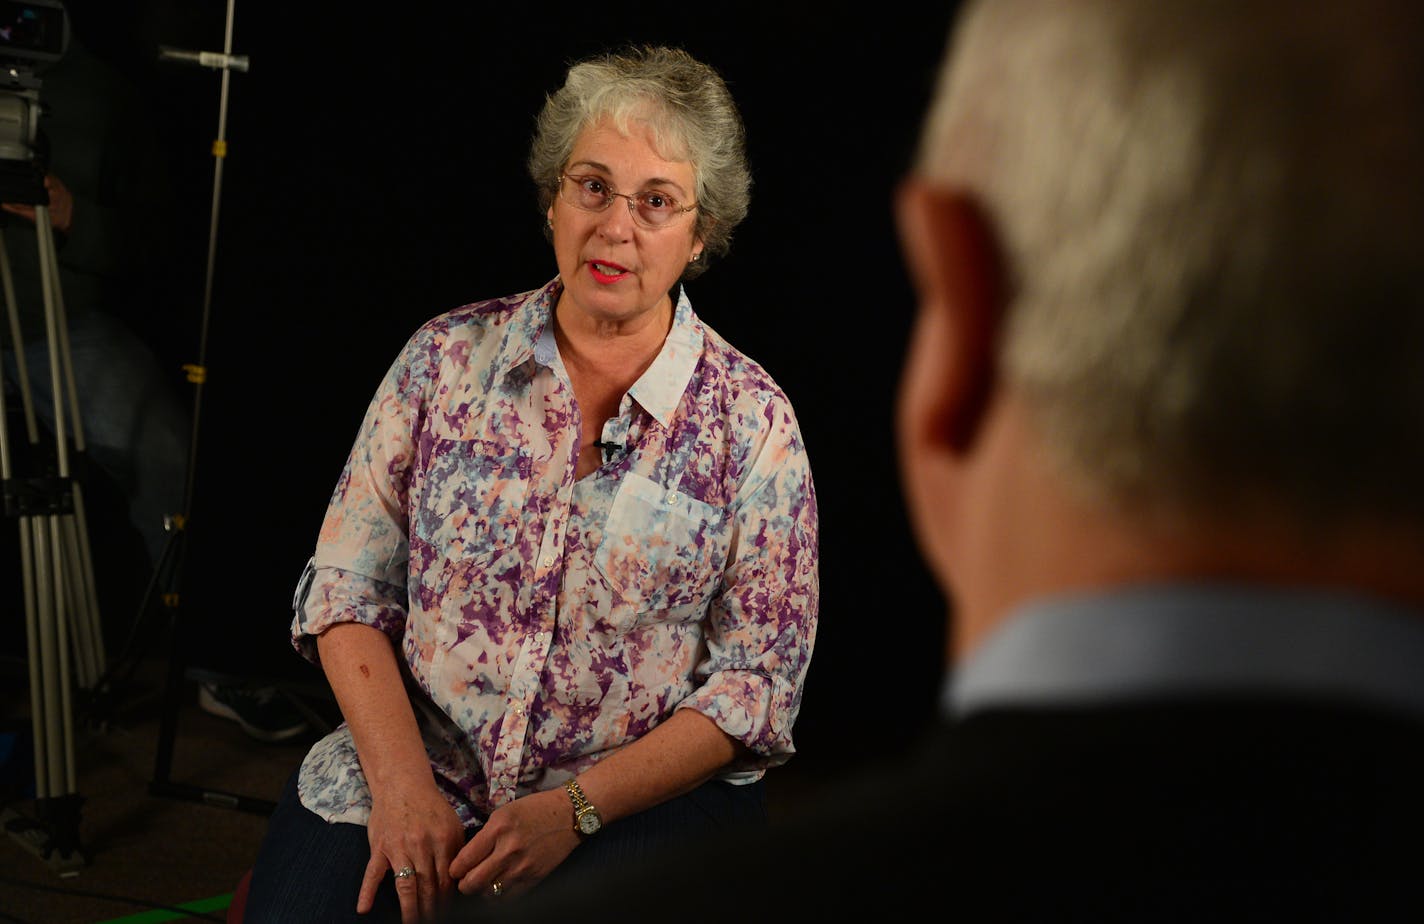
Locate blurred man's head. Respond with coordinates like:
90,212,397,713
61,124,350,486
895,0,1424,659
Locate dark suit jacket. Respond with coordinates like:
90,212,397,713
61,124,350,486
472,697,1424,922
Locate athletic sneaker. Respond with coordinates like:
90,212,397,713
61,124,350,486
198,682,311,743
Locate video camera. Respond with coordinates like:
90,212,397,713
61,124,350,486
0,0,68,203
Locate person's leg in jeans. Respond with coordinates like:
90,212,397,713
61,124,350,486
244,769,399,924
546,778,767,882
443,777,767,917
249,773,764,920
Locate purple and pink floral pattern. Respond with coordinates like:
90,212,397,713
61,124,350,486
291,278,819,829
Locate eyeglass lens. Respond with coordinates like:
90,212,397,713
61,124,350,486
560,175,685,228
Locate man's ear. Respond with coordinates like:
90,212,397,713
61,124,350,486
893,179,1003,455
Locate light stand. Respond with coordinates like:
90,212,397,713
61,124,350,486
144,0,278,816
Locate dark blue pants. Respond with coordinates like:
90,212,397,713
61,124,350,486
243,768,766,923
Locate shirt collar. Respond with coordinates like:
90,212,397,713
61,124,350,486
492,279,560,383
945,582,1424,722
628,286,703,429
515,279,703,430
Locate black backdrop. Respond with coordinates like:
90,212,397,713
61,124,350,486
56,1,958,778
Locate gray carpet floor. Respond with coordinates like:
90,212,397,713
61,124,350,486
1,658,328,924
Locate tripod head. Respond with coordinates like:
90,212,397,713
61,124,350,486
0,0,67,205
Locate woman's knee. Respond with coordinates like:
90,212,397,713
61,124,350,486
244,773,391,922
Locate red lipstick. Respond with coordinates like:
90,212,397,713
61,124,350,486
588,260,630,284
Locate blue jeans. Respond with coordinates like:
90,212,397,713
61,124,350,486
244,767,767,923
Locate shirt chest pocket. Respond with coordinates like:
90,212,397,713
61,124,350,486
414,438,530,564
594,472,731,614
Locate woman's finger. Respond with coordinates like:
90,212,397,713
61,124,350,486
391,860,420,924
414,862,441,921
356,854,391,914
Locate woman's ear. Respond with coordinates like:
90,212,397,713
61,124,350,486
893,180,1003,455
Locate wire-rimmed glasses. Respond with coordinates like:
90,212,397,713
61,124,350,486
556,173,698,230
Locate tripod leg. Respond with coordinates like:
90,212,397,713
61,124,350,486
30,514,59,797
4,510,85,872
36,206,105,691
0,217,39,444
48,512,78,796
19,515,45,796
53,465,102,691
40,213,105,690
0,208,89,873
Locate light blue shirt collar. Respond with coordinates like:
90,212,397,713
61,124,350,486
946,582,1424,722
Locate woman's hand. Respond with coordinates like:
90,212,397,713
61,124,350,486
361,777,467,923
449,786,580,900
448,711,742,902
316,621,466,922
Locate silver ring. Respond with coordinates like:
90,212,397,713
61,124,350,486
395,866,415,880
491,880,504,896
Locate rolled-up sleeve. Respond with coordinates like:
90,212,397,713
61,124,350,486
677,392,819,766
290,332,427,664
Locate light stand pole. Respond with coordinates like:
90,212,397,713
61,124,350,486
146,0,274,815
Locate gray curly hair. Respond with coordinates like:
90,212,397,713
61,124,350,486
528,45,751,280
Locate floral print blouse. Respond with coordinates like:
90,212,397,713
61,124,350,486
290,278,820,829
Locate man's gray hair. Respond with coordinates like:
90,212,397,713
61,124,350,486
916,0,1424,527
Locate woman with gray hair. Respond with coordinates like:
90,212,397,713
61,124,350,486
243,44,819,923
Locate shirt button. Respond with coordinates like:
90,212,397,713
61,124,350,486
542,554,555,567
666,492,679,504
512,704,524,716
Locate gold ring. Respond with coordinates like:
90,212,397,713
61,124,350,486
395,866,415,880
491,880,504,896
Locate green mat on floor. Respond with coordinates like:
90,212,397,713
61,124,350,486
94,892,232,923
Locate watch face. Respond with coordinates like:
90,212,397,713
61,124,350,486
577,811,602,835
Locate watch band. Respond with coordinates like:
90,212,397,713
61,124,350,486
564,778,602,835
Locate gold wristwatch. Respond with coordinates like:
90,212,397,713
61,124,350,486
564,779,603,836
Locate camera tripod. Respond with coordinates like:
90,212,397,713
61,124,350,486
0,188,103,875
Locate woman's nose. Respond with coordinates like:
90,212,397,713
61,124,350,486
596,194,636,239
